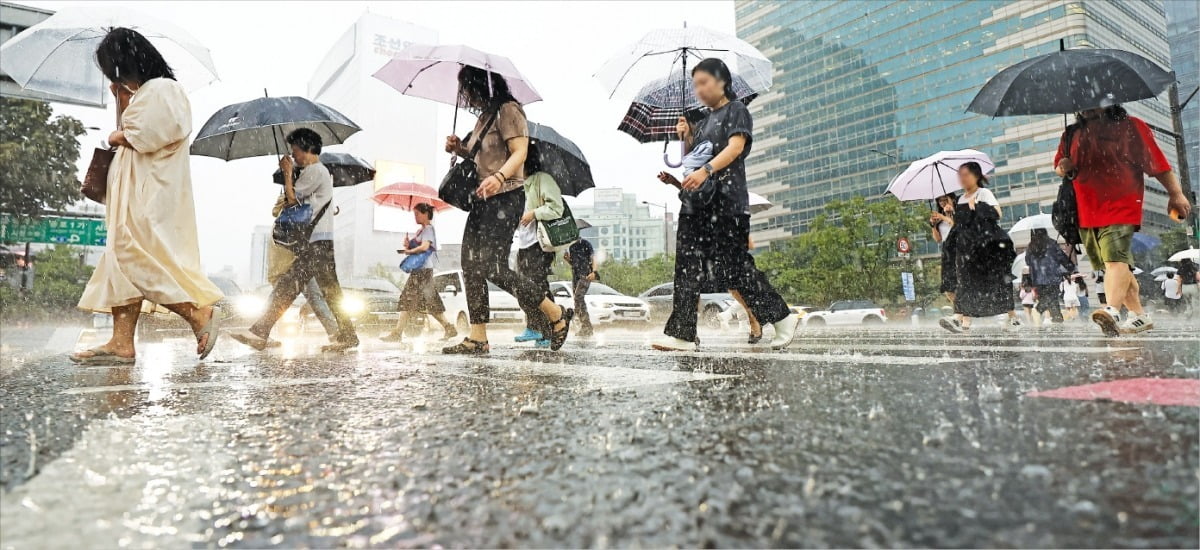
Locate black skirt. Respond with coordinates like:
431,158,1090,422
398,268,445,314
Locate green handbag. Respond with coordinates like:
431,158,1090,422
536,202,580,252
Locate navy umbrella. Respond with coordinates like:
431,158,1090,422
271,152,375,187
968,49,1174,117
527,122,594,197
191,94,361,161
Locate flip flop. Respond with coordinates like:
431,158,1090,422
69,348,136,365
197,306,221,359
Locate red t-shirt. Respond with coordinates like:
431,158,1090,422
1053,116,1171,228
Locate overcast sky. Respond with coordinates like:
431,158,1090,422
25,0,736,281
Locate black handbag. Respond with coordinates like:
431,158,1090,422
439,112,499,211
1052,124,1082,246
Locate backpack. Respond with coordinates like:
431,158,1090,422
1052,124,1082,246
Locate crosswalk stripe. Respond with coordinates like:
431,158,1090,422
574,348,973,365
62,377,346,395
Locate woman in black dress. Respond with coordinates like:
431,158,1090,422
651,58,797,351
939,162,1020,333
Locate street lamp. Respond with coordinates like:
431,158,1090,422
642,201,670,257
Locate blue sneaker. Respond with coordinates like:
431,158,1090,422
534,338,551,348
514,328,543,343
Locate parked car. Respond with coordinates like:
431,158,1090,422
549,281,650,324
432,270,525,329
801,300,888,326
137,276,257,342
638,282,738,328
333,278,401,335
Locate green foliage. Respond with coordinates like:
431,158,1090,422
549,253,675,297
757,196,940,308
0,97,87,219
1155,225,1192,265
0,245,93,323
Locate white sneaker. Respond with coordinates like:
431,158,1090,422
1091,306,1121,337
769,314,799,350
938,316,963,334
651,337,697,352
1119,313,1154,334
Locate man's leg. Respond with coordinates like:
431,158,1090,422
249,254,312,339
304,277,340,339
574,277,592,334
308,241,358,346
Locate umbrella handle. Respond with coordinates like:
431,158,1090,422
663,140,683,168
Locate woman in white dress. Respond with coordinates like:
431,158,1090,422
71,28,222,364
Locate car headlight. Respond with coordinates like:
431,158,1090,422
236,295,265,317
282,307,300,321
341,296,366,316
596,301,614,309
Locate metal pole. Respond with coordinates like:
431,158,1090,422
1169,82,1197,244
21,241,31,292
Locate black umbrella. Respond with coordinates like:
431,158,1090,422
271,152,376,187
967,49,1174,117
527,122,594,197
191,94,361,160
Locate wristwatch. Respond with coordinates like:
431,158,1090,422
702,162,714,175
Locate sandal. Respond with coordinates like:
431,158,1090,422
196,306,221,359
70,348,135,365
442,337,489,355
548,306,574,351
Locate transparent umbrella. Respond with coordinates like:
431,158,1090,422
0,6,218,107
885,150,994,202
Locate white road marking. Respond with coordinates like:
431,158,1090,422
62,376,346,395
578,348,973,365
432,357,737,390
45,327,84,351
0,414,230,548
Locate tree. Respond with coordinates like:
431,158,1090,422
0,244,93,322
0,98,87,219
549,252,675,297
756,196,938,308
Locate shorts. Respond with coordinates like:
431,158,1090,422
1080,224,1135,267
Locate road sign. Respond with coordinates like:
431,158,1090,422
896,237,911,254
0,214,107,247
901,271,916,302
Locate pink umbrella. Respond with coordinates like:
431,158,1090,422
372,183,452,211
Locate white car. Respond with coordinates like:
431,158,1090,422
801,300,888,326
549,281,651,324
432,270,525,329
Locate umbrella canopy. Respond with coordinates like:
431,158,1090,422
372,43,542,107
1133,266,1145,275
272,152,375,188
1155,274,1170,282
191,96,361,161
616,73,758,144
748,191,772,215
575,218,593,230
1008,213,1059,241
1131,232,1161,255
0,6,218,107
372,183,451,212
1168,248,1200,262
595,25,772,100
885,150,995,201
1011,252,1028,278
1151,266,1178,277
528,122,594,197
967,49,1174,117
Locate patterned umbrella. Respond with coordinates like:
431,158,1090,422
617,72,758,144
372,182,451,212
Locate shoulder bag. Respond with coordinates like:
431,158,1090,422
537,202,580,252
273,200,331,252
400,231,435,273
439,112,500,212
1052,124,1082,246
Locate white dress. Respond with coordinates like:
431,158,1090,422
78,78,223,313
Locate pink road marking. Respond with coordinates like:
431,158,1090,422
1028,378,1200,407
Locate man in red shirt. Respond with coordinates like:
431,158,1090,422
1054,105,1192,336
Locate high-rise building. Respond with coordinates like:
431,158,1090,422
570,188,674,262
736,0,1180,252
307,13,441,283
248,225,271,288
1166,0,1199,195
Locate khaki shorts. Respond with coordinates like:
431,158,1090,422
1080,224,1136,267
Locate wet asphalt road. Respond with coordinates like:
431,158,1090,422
1,320,1197,548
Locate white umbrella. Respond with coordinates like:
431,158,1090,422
1154,274,1169,282
1011,252,1027,278
372,43,542,107
1008,213,1060,242
748,191,772,215
0,6,218,107
1168,248,1200,262
1151,266,1177,277
1133,266,1144,275
885,150,995,202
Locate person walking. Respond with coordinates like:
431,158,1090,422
651,58,797,351
1061,275,1081,321
441,66,570,354
1161,272,1183,315
514,172,566,347
564,239,597,337
1177,259,1199,318
266,194,339,344
1025,228,1072,326
1054,105,1192,336
72,28,223,365
939,162,1021,333
1075,277,1091,316
230,129,358,352
931,193,958,308
1019,282,1038,326
381,203,456,344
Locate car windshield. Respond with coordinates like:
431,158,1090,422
586,283,623,296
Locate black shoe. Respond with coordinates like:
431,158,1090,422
549,306,574,351
442,338,489,355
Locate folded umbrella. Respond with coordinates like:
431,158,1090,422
0,6,218,107
885,150,994,202
372,183,451,212
372,43,541,107
272,152,375,187
968,48,1174,117
527,122,594,197
191,95,361,161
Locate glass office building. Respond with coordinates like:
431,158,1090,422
1166,0,1199,195
735,0,1179,251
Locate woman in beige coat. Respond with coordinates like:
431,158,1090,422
72,28,222,364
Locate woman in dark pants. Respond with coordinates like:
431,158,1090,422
1025,228,1072,326
652,58,798,351
441,67,570,354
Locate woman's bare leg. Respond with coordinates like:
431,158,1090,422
730,289,760,335
75,302,139,359
161,302,215,354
